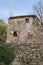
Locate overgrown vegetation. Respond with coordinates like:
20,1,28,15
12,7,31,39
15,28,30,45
41,22,43,27
0,20,7,43
0,44,15,65
0,20,16,65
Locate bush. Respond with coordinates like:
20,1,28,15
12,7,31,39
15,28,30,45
0,46,15,65
0,20,7,43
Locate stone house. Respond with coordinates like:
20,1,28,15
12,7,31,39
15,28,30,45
6,15,41,43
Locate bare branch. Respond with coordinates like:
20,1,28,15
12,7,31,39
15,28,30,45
33,0,43,22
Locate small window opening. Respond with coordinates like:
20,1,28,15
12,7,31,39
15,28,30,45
13,31,17,37
25,18,29,23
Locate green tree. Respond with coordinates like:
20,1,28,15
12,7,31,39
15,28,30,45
0,20,7,43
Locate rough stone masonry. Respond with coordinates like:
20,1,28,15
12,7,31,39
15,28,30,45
6,15,43,65
6,15,41,43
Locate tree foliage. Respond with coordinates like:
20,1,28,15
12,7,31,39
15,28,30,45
33,0,43,22
41,22,43,27
0,46,15,65
0,20,7,43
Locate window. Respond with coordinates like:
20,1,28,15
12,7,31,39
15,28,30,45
25,18,29,23
13,31,17,37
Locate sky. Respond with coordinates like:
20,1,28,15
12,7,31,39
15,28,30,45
0,0,42,23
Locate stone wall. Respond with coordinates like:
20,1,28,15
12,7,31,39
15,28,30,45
7,16,41,43
7,17,34,43
11,41,43,65
6,16,43,65
8,32,43,65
